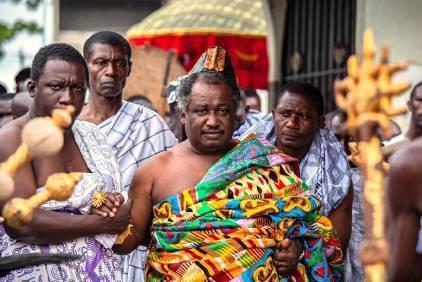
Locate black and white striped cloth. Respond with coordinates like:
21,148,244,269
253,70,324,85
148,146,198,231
99,100,177,190
98,100,178,282
344,168,364,281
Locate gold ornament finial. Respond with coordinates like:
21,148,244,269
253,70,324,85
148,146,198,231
2,172,81,229
334,28,409,282
0,106,75,203
89,191,133,245
91,191,108,208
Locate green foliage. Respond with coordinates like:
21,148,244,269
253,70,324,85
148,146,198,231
0,0,43,59
9,0,42,10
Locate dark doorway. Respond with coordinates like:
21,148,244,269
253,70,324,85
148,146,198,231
281,0,356,113
60,0,162,32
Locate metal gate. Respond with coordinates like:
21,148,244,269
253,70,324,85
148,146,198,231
281,0,356,113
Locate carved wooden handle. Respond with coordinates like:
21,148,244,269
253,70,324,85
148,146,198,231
2,172,81,229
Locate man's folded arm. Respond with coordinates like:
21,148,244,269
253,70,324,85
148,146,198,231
113,162,154,255
0,133,130,245
328,183,353,253
4,209,128,244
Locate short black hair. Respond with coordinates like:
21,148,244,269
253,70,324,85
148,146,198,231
0,82,7,94
409,81,422,101
31,43,88,84
244,88,259,98
277,81,324,117
329,109,347,124
15,67,31,84
177,71,241,112
83,31,131,61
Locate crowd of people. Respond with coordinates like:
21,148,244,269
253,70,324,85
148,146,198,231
0,30,420,281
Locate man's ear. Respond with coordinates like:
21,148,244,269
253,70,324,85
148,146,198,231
180,110,187,125
319,116,326,128
245,105,250,113
27,80,36,97
407,100,412,112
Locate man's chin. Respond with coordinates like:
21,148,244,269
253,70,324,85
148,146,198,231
99,88,122,98
200,140,231,153
280,136,300,145
277,138,302,150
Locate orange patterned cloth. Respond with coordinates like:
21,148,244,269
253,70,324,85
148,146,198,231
146,135,343,281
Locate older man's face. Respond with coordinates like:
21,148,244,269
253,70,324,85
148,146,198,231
272,91,321,152
86,43,131,98
181,80,235,154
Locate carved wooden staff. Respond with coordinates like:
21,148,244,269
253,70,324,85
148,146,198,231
0,106,75,201
335,28,409,281
2,172,81,229
0,106,77,224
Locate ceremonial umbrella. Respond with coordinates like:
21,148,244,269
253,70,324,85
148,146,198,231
127,0,268,90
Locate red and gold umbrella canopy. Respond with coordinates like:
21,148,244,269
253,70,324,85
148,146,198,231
127,0,268,89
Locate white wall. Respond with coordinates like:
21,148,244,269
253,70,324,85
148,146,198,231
0,1,49,92
356,0,422,131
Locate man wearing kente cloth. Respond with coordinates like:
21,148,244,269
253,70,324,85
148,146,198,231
113,46,343,281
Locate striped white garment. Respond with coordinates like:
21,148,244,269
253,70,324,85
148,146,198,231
344,167,364,281
233,109,267,139
98,100,178,282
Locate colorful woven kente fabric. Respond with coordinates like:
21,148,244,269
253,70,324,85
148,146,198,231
146,135,343,281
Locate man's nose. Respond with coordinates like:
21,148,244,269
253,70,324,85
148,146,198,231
105,62,117,76
59,87,72,105
285,115,299,128
206,112,219,127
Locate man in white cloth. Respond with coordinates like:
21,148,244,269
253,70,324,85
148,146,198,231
78,31,177,281
0,43,130,281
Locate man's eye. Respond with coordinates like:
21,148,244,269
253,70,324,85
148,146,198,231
74,86,85,92
193,109,207,115
298,113,310,120
117,61,127,67
218,108,228,114
96,61,107,66
50,85,61,90
279,111,290,117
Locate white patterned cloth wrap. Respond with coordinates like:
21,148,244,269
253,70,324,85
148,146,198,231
0,120,124,282
241,113,351,215
97,101,177,282
344,168,364,281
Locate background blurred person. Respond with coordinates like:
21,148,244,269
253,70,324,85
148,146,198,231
244,88,261,112
14,67,31,93
11,91,33,119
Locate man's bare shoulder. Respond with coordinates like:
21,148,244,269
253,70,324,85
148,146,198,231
392,138,422,171
141,142,185,170
0,116,26,132
0,116,27,159
389,138,422,200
